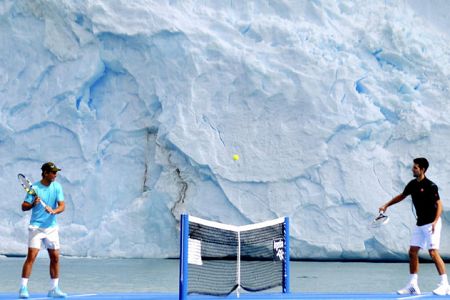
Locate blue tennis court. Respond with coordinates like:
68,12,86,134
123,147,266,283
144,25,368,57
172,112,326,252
0,292,446,299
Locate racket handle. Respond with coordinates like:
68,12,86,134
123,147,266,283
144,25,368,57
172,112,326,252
40,199,48,208
34,195,48,209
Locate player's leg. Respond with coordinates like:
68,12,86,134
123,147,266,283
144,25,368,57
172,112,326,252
22,247,40,278
397,246,421,295
20,227,43,298
19,248,39,298
430,249,449,295
22,227,43,278
45,227,67,298
48,248,60,279
409,246,420,275
429,249,446,275
398,225,423,295
428,219,450,295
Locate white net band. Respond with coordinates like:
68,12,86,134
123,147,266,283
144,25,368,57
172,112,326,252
188,216,286,232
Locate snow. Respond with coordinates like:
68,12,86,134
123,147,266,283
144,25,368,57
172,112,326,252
1,0,450,259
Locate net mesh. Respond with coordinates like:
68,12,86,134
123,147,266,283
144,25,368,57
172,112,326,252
186,217,286,296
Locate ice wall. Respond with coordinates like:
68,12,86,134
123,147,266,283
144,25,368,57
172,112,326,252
1,0,450,260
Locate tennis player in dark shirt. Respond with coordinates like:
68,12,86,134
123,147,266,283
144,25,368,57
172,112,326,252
379,157,448,296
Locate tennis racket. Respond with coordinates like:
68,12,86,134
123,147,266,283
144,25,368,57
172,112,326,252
17,173,48,209
369,212,390,228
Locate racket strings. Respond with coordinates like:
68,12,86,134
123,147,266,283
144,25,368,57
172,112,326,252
369,213,389,228
375,214,388,222
18,174,35,195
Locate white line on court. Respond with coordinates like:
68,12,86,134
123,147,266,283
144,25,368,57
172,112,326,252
30,294,97,299
396,292,433,300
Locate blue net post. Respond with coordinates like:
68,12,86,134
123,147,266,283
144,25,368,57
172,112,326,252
283,217,290,293
179,214,189,300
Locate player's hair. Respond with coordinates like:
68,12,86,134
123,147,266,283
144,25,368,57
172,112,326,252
413,157,429,172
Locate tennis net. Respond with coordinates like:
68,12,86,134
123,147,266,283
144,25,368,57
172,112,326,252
179,215,290,299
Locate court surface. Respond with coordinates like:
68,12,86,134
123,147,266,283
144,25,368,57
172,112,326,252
0,292,449,299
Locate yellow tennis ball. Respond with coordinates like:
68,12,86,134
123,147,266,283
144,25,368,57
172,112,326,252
233,154,240,161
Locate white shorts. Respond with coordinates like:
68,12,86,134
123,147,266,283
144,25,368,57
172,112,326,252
28,225,60,250
410,218,441,250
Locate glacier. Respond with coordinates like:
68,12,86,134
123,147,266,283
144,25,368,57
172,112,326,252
1,0,450,260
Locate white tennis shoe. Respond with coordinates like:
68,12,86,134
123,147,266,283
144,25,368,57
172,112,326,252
433,283,450,296
397,283,421,295
47,287,67,298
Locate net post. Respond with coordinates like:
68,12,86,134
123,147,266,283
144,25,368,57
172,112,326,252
179,214,189,300
236,230,241,298
283,217,290,293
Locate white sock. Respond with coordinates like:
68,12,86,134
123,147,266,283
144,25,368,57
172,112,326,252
21,278,29,288
51,278,59,289
409,273,418,286
440,274,448,285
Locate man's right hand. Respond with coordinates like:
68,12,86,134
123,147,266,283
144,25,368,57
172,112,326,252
33,196,41,207
379,205,387,213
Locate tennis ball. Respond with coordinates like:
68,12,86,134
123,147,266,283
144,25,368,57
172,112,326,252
233,154,240,161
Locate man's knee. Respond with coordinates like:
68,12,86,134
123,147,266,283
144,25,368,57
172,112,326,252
48,249,60,263
409,247,420,258
429,249,441,260
25,248,39,263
